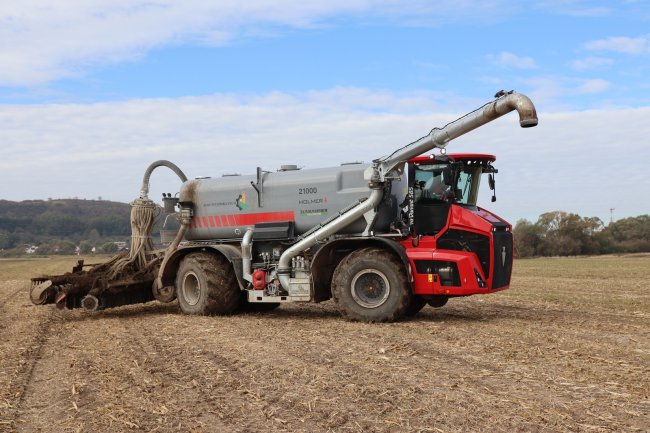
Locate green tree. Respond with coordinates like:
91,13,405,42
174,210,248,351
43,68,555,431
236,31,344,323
33,212,82,236
513,219,543,257
87,228,101,243
79,240,93,254
605,215,650,253
0,230,9,249
519,211,605,257
38,239,75,255
99,242,118,254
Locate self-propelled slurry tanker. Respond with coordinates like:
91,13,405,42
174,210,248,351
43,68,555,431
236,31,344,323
30,91,538,322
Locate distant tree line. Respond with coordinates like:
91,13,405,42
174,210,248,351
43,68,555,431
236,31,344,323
514,211,650,257
1,199,647,259
0,199,136,256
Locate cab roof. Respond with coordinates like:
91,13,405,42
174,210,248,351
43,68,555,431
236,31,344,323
409,153,496,163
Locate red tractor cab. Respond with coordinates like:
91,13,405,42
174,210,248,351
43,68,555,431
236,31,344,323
402,153,513,299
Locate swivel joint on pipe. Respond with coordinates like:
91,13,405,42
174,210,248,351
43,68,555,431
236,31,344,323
485,91,538,128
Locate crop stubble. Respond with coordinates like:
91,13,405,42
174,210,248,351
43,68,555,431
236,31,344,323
0,255,648,432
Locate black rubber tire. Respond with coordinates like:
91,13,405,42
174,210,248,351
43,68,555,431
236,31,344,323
332,247,410,323
404,295,427,317
175,252,241,315
427,296,449,308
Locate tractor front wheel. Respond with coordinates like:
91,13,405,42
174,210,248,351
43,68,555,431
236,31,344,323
332,247,410,323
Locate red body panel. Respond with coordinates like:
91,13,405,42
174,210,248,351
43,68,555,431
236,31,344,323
401,204,512,297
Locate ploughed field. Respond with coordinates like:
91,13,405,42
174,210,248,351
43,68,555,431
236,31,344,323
1,255,648,432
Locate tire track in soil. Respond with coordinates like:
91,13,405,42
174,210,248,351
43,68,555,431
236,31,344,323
168,314,365,433
154,319,323,432
74,309,282,432
420,303,650,432
8,314,61,432
3,269,649,433
0,282,57,431
178,310,486,432
165,306,556,430
117,318,250,432
120,309,368,433
249,302,648,432
0,286,26,307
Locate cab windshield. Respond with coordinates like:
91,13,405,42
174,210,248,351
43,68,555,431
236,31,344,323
413,164,449,203
413,163,483,206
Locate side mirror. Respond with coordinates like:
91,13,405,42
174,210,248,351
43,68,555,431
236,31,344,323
489,173,497,202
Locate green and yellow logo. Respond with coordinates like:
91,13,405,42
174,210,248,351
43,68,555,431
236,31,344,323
236,192,249,211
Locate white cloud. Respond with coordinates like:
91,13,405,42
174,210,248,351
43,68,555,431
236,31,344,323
585,34,650,54
1,88,649,223
522,76,611,110
575,78,610,94
570,56,614,71
534,0,613,17
0,0,512,87
489,52,537,69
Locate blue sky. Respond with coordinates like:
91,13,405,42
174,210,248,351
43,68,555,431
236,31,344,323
1,0,649,224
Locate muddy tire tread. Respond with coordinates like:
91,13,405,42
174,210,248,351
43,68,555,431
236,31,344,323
332,247,410,323
176,252,240,315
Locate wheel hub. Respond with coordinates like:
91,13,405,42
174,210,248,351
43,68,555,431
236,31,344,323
181,271,201,306
350,269,390,309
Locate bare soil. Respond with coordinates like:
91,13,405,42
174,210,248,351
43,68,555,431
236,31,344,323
1,255,648,432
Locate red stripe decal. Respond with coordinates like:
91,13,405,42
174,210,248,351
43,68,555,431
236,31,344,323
232,211,296,226
198,211,297,229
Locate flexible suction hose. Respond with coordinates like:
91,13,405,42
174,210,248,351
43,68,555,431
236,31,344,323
140,160,188,199
110,160,189,281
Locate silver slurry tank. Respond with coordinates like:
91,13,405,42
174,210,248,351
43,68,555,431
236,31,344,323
180,163,406,241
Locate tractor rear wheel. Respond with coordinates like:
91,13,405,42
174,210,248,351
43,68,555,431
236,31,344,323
176,252,240,315
332,247,410,323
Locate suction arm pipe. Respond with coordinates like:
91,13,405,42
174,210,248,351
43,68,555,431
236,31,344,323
140,160,189,199
277,186,384,292
376,91,538,177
